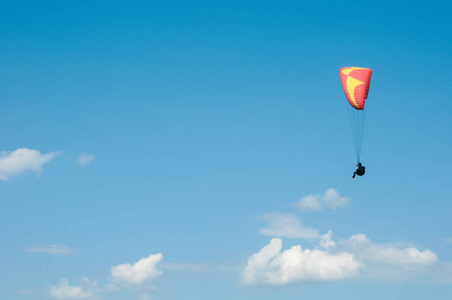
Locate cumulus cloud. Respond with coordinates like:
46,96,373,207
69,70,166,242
241,238,360,285
340,234,438,273
296,188,350,212
111,253,163,286
24,245,76,255
48,253,164,299
319,230,336,249
0,148,61,180
258,213,320,239
77,153,95,167
49,278,96,299
241,231,439,285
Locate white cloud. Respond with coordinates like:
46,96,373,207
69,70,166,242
24,245,76,255
77,153,95,167
258,213,320,239
0,148,61,180
296,195,322,211
296,188,350,212
47,254,164,299
49,278,96,299
241,238,360,285
241,231,439,285
111,253,163,286
322,188,350,209
319,230,336,249
341,234,438,271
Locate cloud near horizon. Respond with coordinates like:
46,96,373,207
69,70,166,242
241,230,439,285
241,237,360,285
296,188,350,212
0,148,61,180
49,278,96,299
340,234,438,278
49,253,164,299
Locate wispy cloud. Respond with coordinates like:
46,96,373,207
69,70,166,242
16,289,33,296
24,245,76,255
258,213,320,239
77,153,95,167
296,188,350,212
139,294,153,300
0,148,61,180
49,278,96,299
160,261,240,273
160,262,211,273
442,238,452,244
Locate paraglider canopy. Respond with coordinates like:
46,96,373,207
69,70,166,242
339,67,373,110
339,66,373,165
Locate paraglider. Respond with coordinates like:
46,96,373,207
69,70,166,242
339,67,373,178
351,162,365,179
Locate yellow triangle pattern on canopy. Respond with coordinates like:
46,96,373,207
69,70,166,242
341,67,365,109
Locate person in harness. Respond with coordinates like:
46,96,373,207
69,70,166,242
352,162,365,178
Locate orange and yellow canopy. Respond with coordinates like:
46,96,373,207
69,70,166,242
339,67,373,110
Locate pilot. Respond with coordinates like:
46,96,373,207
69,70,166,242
352,162,365,178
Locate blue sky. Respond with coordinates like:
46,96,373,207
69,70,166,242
0,0,451,299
